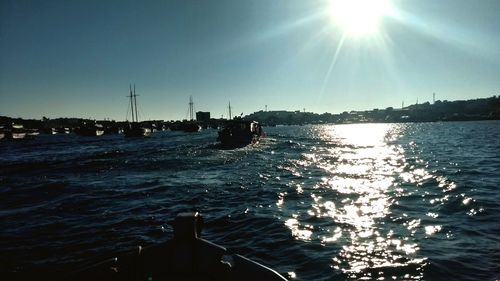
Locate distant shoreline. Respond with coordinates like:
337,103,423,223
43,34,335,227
1,96,499,129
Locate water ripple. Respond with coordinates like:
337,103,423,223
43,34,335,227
1,122,499,280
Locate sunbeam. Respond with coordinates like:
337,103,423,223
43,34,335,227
319,32,347,97
391,8,500,62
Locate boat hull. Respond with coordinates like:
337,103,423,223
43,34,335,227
7,132,27,139
75,122,105,136
217,120,262,147
124,123,151,137
75,128,105,136
181,122,201,132
218,131,260,147
3,124,27,140
69,213,288,281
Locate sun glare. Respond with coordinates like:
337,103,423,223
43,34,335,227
329,0,391,36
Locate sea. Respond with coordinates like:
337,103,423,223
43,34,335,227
0,121,499,281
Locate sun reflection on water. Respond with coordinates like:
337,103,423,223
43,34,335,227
278,124,447,280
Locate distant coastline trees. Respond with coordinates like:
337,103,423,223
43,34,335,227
1,96,499,128
244,96,500,126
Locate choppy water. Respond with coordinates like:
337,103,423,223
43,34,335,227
1,121,499,280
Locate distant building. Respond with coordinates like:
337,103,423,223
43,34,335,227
196,111,210,122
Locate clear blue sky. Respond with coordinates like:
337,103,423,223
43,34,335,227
1,0,499,121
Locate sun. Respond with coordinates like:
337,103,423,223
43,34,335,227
329,0,391,37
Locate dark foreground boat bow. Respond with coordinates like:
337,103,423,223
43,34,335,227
70,212,288,281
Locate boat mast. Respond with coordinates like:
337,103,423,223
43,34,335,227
134,84,139,122
228,101,232,120
189,96,194,121
129,84,135,122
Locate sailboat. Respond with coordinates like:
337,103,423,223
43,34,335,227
180,96,201,132
123,84,151,137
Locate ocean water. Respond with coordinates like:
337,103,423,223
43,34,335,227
0,121,499,280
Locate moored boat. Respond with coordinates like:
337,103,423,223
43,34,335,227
182,96,201,132
124,122,151,137
124,84,151,137
217,118,263,147
70,212,288,281
4,123,27,139
26,128,40,136
56,127,71,134
180,121,201,132
41,127,57,135
75,121,105,136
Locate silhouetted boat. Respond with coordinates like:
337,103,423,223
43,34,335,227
217,118,263,147
75,121,104,136
103,124,122,135
56,127,70,134
124,84,151,137
26,128,40,136
41,127,57,135
70,212,288,281
180,121,201,132
4,123,27,139
181,96,201,132
124,122,151,137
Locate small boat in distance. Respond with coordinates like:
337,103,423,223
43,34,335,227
75,121,105,136
180,120,201,132
26,128,40,136
180,96,201,132
3,123,27,140
56,127,71,134
41,127,57,135
217,117,263,147
124,122,151,137
0,125,5,140
124,84,151,137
